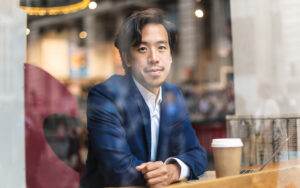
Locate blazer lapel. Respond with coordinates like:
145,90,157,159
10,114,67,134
156,84,172,161
127,75,152,161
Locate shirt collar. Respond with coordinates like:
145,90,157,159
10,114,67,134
133,76,162,113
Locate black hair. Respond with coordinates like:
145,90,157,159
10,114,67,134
114,8,177,74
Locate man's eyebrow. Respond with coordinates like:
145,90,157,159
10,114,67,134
140,40,168,45
156,40,168,44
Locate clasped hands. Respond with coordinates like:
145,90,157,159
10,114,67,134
136,161,180,188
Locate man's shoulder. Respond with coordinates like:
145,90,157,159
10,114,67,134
100,74,128,86
89,74,131,98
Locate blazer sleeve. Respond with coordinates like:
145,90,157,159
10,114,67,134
86,87,145,186
170,88,208,179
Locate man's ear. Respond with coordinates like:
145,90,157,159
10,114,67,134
121,52,131,67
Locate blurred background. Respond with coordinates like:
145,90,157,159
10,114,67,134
26,0,234,122
2,0,300,187
25,0,233,172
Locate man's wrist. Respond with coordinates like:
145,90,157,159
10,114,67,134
166,163,180,184
165,158,190,180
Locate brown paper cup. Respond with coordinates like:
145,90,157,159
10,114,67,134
211,138,243,178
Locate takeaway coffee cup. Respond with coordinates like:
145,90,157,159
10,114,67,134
211,138,243,178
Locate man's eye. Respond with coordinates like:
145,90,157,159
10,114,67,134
138,47,147,52
158,46,167,50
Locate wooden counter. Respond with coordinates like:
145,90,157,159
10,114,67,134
167,159,300,188
109,159,300,188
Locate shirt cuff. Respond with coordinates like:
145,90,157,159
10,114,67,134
165,157,190,180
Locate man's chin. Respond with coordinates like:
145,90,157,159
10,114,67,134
144,76,166,88
148,81,164,88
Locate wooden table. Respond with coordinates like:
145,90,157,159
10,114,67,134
167,159,300,188
109,159,300,188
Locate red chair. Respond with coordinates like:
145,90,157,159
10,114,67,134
25,63,80,188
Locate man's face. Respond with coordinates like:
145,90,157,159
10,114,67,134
126,23,172,94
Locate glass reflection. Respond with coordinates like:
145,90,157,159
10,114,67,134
43,114,88,175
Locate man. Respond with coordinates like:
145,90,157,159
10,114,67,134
80,8,207,188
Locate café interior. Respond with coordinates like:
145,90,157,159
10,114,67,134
1,0,300,187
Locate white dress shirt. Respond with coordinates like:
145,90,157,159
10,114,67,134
133,77,190,180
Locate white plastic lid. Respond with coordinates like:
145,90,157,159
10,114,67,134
211,138,243,148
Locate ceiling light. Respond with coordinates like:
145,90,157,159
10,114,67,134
79,31,88,39
88,1,97,10
26,28,30,36
195,9,204,18
20,0,90,16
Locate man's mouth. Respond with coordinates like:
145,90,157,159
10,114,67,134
145,67,164,73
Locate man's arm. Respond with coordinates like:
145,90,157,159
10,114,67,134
171,87,208,179
86,87,145,186
170,119,208,179
163,86,208,180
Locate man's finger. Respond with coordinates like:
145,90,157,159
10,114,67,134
136,163,147,171
141,161,164,174
146,174,168,186
144,165,168,179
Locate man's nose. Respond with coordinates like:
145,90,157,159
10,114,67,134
148,48,159,64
